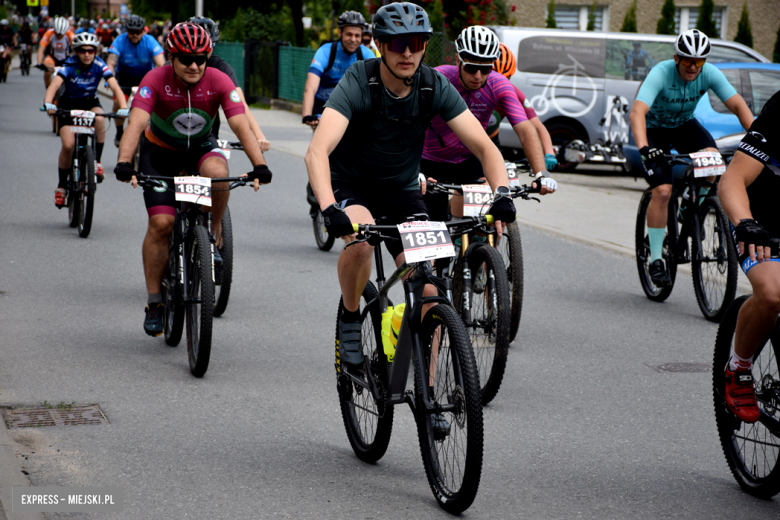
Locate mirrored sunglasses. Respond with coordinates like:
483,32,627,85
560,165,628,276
382,35,428,54
679,57,706,68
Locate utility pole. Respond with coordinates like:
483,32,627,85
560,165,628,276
195,0,203,17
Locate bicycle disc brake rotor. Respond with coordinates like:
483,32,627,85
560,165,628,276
759,374,779,415
450,386,466,429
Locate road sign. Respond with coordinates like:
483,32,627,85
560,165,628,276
26,0,38,6
40,0,49,6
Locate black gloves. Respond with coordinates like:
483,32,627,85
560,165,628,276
489,195,517,224
114,162,136,182
302,115,319,124
734,219,769,251
247,164,272,184
322,203,354,237
639,146,668,175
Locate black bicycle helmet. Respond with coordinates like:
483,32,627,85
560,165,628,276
373,2,431,40
126,14,145,31
188,16,219,44
337,11,366,29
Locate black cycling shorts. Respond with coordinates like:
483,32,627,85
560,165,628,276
139,134,227,217
420,156,484,223
643,118,718,188
332,181,429,260
57,97,102,128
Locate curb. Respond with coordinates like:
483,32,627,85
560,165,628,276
0,416,44,520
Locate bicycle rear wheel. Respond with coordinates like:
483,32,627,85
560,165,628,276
692,197,737,322
163,224,185,347
213,206,233,317
497,221,523,343
186,225,214,377
313,207,335,251
635,189,677,302
77,145,96,238
415,304,483,514
713,296,780,498
337,281,394,463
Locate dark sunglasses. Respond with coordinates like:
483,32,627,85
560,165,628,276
679,57,706,68
127,30,143,36
76,47,96,55
382,35,428,54
461,62,493,75
177,54,208,67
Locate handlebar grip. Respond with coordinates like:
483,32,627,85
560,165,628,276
352,223,360,234
485,215,494,225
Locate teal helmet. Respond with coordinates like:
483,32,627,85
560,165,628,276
373,2,432,41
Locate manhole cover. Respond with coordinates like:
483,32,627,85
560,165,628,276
3,406,109,428
645,363,712,373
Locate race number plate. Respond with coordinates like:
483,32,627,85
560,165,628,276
505,162,521,188
397,221,455,263
69,110,95,134
174,176,212,206
462,184,493,216
690,151,726,177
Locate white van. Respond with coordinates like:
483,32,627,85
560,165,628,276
487,26,768,168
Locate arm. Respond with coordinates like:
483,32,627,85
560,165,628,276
629,100,651,149
530,116,555,155
117,107,150,164
236,87,270,151
152,54,165,68
226,113,266,168
44,75,64,104
301,72,321,121
105,52,118,74
513,120,546,173
36,38,45,64
106,77,127,110
304,107,350,209
723,94,755,133
719,152,763,224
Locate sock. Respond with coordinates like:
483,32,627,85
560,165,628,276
729,351,752,372
96,142,104,162
341,307,360,323
147,293,162,305
698,186,710,205
116,125,123,138
648,227,666,263
58,168,70,189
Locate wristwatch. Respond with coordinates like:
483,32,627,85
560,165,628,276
494,186,511,198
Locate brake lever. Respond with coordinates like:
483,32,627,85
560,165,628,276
344,233,368,249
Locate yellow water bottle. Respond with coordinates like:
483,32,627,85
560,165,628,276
381,306,395,363
391,303,405,347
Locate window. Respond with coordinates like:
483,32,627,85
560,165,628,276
674,7,727,39
748,70,780,115
708,69,740,114
547,4,608,31
708,45,760,64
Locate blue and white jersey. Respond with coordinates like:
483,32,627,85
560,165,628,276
57,55,114,99
308,41,375,102
108,33,163,85
74,27,95,35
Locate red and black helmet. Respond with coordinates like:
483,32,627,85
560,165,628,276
166,22,211,55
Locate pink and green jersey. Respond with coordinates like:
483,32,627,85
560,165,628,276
131,65,245,151
423,65,528,164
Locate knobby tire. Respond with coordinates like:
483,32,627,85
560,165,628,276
213,206,233,317
498,221,524,343
635,189,677,302
77,145,95,238
186,225,214,377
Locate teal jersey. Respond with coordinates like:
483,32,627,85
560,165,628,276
636,60,737,129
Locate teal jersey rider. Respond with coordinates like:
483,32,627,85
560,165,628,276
636,59,737,129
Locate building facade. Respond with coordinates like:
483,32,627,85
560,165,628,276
507,0,780,61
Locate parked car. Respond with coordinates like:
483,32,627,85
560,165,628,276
487,26,769,169
623,62,780,174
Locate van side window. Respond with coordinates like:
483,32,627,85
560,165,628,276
605,40,674,80
708,45,760,64
708,69,741,114
516,35,605,78
748,70,780,115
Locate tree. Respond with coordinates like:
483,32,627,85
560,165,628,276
733,2,752,48
656,0,676,35
696,0,718,38
774,23,780,63
546,0,557,29
586,1,597,31
621,0,637,33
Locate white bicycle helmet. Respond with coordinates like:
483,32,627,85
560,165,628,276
455,26,500,62
73,32,99,49
675,29,711,58
54,17,70,35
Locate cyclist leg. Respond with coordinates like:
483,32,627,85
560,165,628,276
197,137,230,247
736,261,780,359
339,204,375,312
42,55,54,87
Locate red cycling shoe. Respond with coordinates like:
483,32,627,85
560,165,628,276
96,162,104,183
725,367,761,423
54,188,66,209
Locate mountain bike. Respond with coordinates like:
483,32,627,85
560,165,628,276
135,174,258,377
635,152,738,322
336,218,484,513
18,44,31,75
713,270,780,498
43,108,120,238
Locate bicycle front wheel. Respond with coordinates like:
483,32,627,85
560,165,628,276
67,163,79,229
213,206,233,317
692,197,737,322
713,296,780,498
635,190,677,302
186,225,215,377
415,304,483,514
77,145,96,238
497,221,523,343
337,281,394,463
313,207,335,251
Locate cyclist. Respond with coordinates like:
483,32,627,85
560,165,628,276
0,20,13,62
107,14,165,147
301,10,375,129
96,22,114,56
43,33,128,206
362,25,380,57
74,18,94,35
717,89,780,423
112,22,271,336
37,17,74,88
629,29,754,286
422,26,556,224
625,41,654,81
304,2,517,369
13,19,37,48
188,16,270,151
489,42,557,171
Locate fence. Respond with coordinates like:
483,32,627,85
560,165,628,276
244,41,285,102
277,45,317,103
212,42,245,92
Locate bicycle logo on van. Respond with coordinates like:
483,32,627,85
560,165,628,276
530,54,598,118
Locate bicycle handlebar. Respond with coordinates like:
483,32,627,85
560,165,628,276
426,179,541,201
135,174,257,191
40,107,123,118
350,215,496,237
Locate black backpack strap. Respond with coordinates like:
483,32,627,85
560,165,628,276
418,64,444,147
322,41,339,75
365,58,382,114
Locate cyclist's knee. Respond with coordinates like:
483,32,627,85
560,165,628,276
200,156,228,178
652,184,672,204
749,280,780,315
147,214,174,239
343,238,373,260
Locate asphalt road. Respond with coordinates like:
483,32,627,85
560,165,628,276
1,71,777,519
